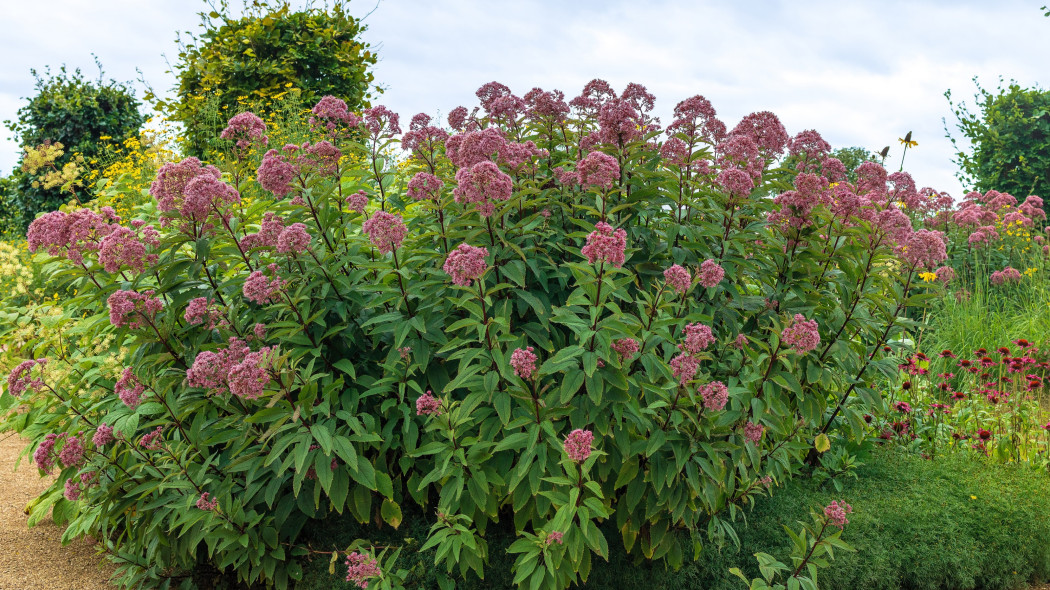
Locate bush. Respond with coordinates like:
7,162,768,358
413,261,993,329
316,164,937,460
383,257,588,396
163,0,379,158
1,81,943,589
946,80,1050,203
2,64,145,229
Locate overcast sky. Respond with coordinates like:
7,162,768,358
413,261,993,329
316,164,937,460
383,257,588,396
1,0,1048,197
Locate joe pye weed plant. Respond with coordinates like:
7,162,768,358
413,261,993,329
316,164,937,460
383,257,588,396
1,78,949,589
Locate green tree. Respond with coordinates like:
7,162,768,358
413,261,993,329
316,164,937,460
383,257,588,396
2,64,145,230
946,79,1050,199
162,0,380,157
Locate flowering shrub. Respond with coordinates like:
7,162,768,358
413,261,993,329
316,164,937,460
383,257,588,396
875,340,1050,467
1,81,946,588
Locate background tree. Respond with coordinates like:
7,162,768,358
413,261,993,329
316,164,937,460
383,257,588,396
2,64,145,230
946,79,1050,200
160,0,381,157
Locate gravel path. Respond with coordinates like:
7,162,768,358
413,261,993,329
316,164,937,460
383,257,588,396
0,433,116,590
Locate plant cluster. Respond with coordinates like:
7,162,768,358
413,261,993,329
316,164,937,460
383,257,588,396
161,0,380,158
1,79,947,589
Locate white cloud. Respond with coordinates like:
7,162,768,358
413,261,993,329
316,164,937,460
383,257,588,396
2,0,1048,198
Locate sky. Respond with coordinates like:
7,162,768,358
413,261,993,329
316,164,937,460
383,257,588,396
1,0,1048,198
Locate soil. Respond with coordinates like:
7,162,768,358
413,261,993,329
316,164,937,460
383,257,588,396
0,432,116,590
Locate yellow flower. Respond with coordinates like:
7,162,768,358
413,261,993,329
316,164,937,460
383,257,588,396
919,272,938,283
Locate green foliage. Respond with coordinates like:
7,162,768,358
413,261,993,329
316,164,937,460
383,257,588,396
163,0,380,157
2,84,929,589
2,63,145,230
946,80,1050,200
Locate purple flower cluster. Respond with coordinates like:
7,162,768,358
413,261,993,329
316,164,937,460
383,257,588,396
196,492,219,511
416,390,442,416
663,264,692,295
34,433,59,473
824,500,853,528
698,259,725,288
670,353,701,386
699,381,729,412
576,151,620,190
990,266,1022,285
184,297,225,330
346,190,369,213
680,323,715,355
58,434,85,468
243,263,286,304
453,160,513,217
744,421,765,444
139,426,165,450
781,314,821,354
98,224,160,274
220,111,268,151
27,207,121,265
564,429,595,463
443,243,489,286
510,346,538,380
612,337,640,361
406,172,444,202
345,552,382,589
7,358,47,397
107,290,163,329
257,149,299,198
187,337,276,400
362,210,408,254
581,222,628,268
115,368,145,408
93,424,114,447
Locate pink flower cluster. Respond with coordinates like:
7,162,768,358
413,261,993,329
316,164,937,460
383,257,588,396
824,500,853,528
990,266,1022,285
107,290,163,329
93,424,114,447
666,94,726,145
362,211,408,254
576,151,620,190
510,346,539,380
150,157,221,214
34,433,59,473
243,263,286,304
453,160,513,217
698,259,725,288
257,149,299,198
64,472,96,501
196,492,219,511
612,337,639,361
346,190,369,213
27,207,121,265
564,429,595,463
443,243,489,286
781,314,820,354
98,224,160,274
240,212,285,250
406,171,444,201
730,111,789,157
139,426,165,451
680,323,715,355
663,264,692,295
6,358,46,397
345,552,382,589
416,390,442,416
58,434,85,468
220,111,268,150
276,223,311,254
896,229,947,269
699,381,729,412
581,222,628,267
184,297,225,330
670,353,701,386
743,421,765,444
402,113,450,163
310,96,360,134
187,337,276,400
115,368,146,409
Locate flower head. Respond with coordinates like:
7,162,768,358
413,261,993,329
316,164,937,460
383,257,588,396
220,111,268,151
243,264,286,304
7,359,47,397
611,338,640,362
115,368,145,408
406,171,444,201
824,500,852,528
346,190,369,213
443,243,489,286
680,323,715,355
93,424,114,447
345,551,382,589
510,346,539,380
781,314,820,354
699,381,729,412
669,352,701,385
196,492,219,511
698,259,725,288
663,264,692,295
581,222,628,267
362,211,408,254
564,429,595,463
416,390,442,416
744,421,764,444
108,290,163,329
576,151,620,190
453,160,513,217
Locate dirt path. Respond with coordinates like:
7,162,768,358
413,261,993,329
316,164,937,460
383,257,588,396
0,433,116,590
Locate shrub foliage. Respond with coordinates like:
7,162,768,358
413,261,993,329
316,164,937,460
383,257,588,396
2,80,948,589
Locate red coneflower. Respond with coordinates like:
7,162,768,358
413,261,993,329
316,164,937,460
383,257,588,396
939,349,956,358
978,429,992,440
